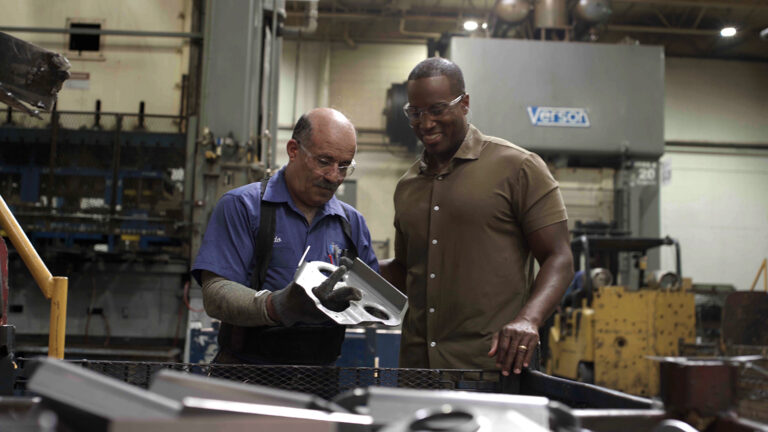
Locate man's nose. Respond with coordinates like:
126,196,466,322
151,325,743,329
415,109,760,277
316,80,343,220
419,114,437,130
323,166,344,183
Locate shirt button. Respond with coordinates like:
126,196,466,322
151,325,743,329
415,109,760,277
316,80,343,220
430,341,437,347
433,205,440,211
429,307,435,313
432,239,438,245
429,273,436,279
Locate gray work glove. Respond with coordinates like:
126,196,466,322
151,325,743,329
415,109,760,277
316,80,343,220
271,259,362,327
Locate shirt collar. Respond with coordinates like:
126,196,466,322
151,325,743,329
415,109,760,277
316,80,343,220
418,124,485,174
264,167,347,220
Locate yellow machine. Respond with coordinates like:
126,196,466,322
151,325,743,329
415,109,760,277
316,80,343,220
547,236,696,397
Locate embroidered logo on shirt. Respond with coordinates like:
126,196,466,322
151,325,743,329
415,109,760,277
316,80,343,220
273,235,282,243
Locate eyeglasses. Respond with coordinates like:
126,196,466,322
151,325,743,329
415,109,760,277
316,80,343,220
299,142,356,176
403,93,465,123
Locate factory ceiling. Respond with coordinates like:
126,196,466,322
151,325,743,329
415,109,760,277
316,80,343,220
284,0,768,62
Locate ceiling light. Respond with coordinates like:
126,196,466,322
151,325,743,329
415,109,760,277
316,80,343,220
481,22,488,30
720,26,737,37
463,20,479,31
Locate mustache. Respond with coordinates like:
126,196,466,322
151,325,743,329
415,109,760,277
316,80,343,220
314,179,339,191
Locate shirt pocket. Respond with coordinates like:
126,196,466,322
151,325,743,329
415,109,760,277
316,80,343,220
269,240,298,269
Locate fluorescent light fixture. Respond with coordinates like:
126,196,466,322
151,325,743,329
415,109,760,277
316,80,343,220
463,20,479,31
720,26,737,37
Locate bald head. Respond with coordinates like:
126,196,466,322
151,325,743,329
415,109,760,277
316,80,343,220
292,108,357,151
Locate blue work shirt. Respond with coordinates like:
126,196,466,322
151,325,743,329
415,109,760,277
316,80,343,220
192,167,379,291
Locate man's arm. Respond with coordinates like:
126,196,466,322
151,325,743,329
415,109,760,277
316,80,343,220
201,270,278,326
488,220,574,376
378,258,406,292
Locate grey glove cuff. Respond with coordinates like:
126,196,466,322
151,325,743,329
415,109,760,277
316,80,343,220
201,272,277,327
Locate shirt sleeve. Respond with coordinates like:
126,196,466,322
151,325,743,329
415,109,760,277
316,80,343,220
191,193,257,287
516,153,568,235
346,207,380,273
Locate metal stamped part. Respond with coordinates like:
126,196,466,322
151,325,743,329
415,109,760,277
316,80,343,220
294,258,407,326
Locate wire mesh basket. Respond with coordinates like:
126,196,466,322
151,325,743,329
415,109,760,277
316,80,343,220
16,358,503,401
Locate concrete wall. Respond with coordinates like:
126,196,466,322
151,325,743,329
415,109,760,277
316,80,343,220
660,58,768,290
665,58,768,145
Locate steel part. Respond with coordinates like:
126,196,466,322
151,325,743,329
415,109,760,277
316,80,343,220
150,369,348,413
0,32,70,116
294,258,407,326
181,397,372,426
573,408,667,432
110,416,353,431
331,386,562,430
377,404,549,432
27,358,180,430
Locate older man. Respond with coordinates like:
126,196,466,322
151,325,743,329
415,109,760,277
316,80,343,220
193,108,379,365
381,58,574,375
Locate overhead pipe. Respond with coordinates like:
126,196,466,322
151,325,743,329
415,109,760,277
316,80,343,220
0,26,202,39
613,0,768,10
606,24,719,36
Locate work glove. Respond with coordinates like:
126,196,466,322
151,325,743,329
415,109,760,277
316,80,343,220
270,258,362,327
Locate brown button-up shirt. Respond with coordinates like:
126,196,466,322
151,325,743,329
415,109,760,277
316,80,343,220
394,125,567,370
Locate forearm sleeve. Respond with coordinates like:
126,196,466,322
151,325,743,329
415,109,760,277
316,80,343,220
201,272,278,327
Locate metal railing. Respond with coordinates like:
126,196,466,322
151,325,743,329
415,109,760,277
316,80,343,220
0,193,67,358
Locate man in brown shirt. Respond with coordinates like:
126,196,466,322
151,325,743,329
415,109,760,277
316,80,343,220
380,58,574,375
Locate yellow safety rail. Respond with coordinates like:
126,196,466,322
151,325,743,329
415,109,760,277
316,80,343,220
0,194,67,359
750,258,768,293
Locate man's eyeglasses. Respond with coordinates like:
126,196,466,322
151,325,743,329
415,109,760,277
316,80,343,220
299,142,356,176
403,93,465,123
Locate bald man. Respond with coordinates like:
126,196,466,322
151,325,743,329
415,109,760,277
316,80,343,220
192,108,380,365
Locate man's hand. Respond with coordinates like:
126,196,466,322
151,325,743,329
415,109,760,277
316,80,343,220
312,259,362,311
488,317,539,376
269,260,361,326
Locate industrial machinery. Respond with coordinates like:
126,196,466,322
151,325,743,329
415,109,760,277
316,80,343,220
547,236,696,397
0,0,286,361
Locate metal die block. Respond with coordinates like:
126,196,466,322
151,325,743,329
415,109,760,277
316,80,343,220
658,359,738,416
294,258,407,326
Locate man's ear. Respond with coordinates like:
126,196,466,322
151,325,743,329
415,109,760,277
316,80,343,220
286,139,299,161
461,93,470,113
